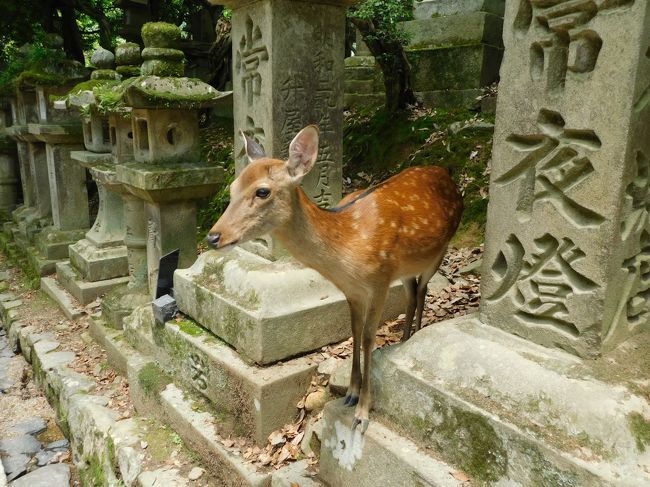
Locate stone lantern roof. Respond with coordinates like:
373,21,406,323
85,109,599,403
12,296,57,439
124,76,231,110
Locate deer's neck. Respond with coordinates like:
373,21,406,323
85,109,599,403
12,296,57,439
272,187,343,274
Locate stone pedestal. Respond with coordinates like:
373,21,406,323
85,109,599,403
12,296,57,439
319,1,650,485
117,162,223,298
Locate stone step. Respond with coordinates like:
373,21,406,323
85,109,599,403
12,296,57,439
121,306,317,445
55,260,129,305
370,316,650,486
89,319,292,486
174,248,405,365
40,276,85,320
319,400,464,487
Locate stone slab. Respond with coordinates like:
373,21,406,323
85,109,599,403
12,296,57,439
413,0,505,19
35,227,86,260
25,246,60,277
88,318,129,375
174,248,406,365
9,463,71,487
401,12,504,49
371,315,650,485
319,400,463,487
123,305,317,444
68,238,129,283
40,276,85,320
0,455,5,487
56,260,129,305
70,150,113,166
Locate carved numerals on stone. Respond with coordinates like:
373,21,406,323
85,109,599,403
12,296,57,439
236,16,269,106
487,234,598,337
621,151,650,240
514,0,635,90
496,109,605,227
189,352,208,391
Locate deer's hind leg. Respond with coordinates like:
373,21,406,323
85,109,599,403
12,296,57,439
400,278,418,342
413,253,445,335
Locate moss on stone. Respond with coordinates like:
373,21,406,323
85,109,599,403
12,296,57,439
629,412,650,452
177,318,205,337
79,454,107,487
141,22,182,48
138,362,172,397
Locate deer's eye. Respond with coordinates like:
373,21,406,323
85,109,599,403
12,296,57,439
255,188,271,199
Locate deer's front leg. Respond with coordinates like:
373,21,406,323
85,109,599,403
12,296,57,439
344,298,363,407
353,288,387,433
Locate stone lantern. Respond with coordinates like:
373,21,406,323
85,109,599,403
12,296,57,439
116,22,230,298
43,48,130,311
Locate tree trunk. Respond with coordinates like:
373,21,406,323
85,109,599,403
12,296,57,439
59,3,85,63
350,17,416,112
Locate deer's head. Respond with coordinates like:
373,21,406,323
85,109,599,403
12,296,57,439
206,125,319,250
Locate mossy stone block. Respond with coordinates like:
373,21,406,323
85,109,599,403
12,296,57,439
141,22,182,48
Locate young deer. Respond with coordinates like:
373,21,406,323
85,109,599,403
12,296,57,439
207,126,463,432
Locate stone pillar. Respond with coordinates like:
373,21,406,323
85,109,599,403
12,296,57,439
0,101,20,222
220,0,350,208
480,0,650,357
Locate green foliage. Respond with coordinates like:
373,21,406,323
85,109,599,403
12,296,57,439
348,0,413,54
0,34,67,96
196,117,235,242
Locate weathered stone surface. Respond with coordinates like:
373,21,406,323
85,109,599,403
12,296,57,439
8,417,47,436
10,463,71,487
40,276,85,320
0,455,6,486
0,435,42,455
1,454,29,481
124,305,316,444
319,400,462,487
480,0,650,356
271,460,322,487
54,261,129,306
138,468,188,487
174,248,405,364
115,42,142,67
408,44,502,92
226,0,346,214
402,12,504,49
371,316,650,485
91,47,115,70
413,0,504,19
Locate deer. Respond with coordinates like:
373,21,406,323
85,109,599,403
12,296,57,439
207,126,463,432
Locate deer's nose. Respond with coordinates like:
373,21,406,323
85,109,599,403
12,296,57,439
206,232,221,248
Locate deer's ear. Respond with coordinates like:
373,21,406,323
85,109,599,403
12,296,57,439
287,125,319,180
241,131,266,162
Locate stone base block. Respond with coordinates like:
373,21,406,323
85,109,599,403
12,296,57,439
174,249,406,365
25,245,60,277
56,261,130,305
319,400,461,487
370,315,650,486
35,227,87,261
40,276,85,320
408,43,503,91
92,318,272,486
415,89,483,109
68,239,129,282
100,284,151,330
123,305,317,444
412,0,505,19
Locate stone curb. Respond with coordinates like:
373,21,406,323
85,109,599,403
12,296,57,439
0,292,189,486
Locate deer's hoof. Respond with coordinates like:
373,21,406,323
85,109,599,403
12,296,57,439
352,417,369,434
344,394,359,407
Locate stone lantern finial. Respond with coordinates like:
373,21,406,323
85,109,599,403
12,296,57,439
140,22,185,77
115,42,142,79
90,47,118,81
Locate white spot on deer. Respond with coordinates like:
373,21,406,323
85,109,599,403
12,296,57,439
379,250,389,259
405,204,415,211
390,222,397,229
